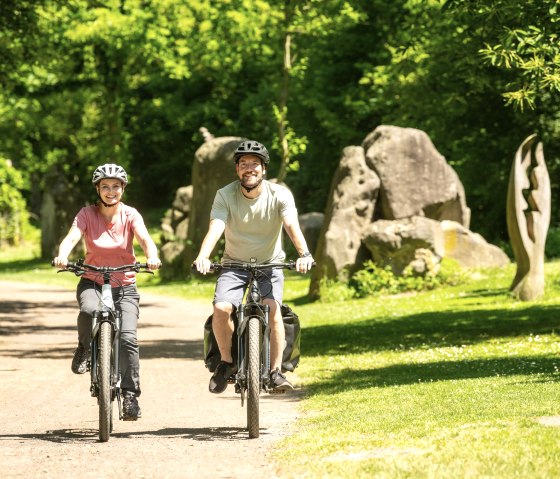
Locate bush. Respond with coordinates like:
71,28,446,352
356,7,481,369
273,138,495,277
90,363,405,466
0,159,31,246
545,226,560,259
348,258,465,299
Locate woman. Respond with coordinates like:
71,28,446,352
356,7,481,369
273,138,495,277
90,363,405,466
53,163,161,420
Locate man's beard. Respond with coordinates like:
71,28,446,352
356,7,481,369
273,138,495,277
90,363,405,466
241,175,263,192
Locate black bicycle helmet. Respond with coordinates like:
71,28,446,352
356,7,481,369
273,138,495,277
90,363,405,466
233,140,270,166
92,163,128,185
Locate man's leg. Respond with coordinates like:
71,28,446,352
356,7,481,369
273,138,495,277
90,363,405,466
209,269,246,394
264,299,284,371
212,301,235,363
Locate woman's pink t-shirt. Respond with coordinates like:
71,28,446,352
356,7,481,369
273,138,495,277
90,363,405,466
72,204,144,287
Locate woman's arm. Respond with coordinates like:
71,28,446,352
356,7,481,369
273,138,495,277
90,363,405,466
133,223,161,269
52,226,83,267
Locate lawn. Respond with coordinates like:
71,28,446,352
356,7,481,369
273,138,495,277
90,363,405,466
2,242,560,477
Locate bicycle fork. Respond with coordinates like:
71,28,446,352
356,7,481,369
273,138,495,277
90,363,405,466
90,289,123,416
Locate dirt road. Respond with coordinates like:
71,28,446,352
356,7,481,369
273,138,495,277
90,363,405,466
0,281,302,478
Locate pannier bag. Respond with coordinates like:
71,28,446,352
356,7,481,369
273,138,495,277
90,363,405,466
203,304,301,373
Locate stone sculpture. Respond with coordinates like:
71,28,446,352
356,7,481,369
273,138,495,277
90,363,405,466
506,134,551,300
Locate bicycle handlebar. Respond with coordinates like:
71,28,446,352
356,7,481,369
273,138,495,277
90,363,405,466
192,260,315,273
52,259,155,276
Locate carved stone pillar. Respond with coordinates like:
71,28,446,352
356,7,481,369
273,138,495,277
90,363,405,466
506,134,551,300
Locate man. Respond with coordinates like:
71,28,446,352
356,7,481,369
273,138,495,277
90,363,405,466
193,140,314,393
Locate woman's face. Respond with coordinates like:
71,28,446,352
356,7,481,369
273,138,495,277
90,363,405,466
97,178,124,206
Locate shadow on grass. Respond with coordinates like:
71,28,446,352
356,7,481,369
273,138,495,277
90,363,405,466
0,257,49,272
308,355,560,394
302,303,560,356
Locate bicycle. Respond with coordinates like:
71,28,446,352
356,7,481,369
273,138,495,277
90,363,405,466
202,258,311,439
52,259,154,442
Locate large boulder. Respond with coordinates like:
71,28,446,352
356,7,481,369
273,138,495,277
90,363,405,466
363,125,471,227
441,221,510,268
309,146,380,297
362,216,444,275
309,125,507,298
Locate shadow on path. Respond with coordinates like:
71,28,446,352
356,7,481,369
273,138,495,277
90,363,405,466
0,426,274,443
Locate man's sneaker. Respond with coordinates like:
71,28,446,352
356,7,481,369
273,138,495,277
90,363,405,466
71,344,90,374
122,392,142,421
270,368,294,393
209,361,234,394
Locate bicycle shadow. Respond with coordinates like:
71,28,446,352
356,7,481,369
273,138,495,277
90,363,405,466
0,426,272,443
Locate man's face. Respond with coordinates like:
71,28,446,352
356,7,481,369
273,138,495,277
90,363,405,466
236,155,265,190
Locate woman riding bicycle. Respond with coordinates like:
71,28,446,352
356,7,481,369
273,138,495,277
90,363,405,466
53,164,161,420
193,140,314,394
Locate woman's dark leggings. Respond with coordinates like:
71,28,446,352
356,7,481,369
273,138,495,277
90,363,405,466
76,279,141,395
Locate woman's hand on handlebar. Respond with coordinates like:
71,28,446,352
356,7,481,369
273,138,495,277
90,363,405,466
146,257,162,271
193,256,213,275
52,257,68,268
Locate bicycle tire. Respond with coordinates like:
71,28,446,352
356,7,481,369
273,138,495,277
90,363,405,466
98,321,112,442
247,316,261,438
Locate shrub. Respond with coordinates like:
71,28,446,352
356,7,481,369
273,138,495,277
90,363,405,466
348,258,465,298
0,159,31,246
545,226,560,259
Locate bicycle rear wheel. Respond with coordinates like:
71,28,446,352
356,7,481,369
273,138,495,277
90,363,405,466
98,321,112,442
247,316,261,438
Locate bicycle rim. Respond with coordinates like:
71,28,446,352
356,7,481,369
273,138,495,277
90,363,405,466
98,321,112,442
247,316,261,438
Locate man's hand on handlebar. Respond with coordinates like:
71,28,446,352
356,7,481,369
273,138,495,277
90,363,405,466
193,257,213,275
295,254,315,274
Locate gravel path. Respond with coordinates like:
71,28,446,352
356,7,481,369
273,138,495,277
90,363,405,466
0,281,302,478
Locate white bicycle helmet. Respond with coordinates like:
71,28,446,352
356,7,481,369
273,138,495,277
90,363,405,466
92,164,128,185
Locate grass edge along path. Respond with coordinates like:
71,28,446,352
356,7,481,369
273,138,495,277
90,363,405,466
3,248,560,477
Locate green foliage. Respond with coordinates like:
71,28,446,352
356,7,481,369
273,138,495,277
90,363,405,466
349,259,459,297
318,259,465,301
1,0,560,250
545,226,560,259
0,159,31,246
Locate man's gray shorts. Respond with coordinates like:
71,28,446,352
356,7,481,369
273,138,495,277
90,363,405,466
213,267,284,309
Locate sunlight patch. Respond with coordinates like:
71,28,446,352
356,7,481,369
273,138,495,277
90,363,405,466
536,416,560,427
326,447,426,462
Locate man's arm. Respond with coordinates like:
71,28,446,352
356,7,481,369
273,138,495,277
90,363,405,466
283,212,314,273
194,218,226,274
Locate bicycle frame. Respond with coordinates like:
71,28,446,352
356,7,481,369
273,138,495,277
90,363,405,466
89,271,123,416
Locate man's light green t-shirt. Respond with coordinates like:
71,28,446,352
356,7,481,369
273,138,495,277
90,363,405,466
210,180,297,263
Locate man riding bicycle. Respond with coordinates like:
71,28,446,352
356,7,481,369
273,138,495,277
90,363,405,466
53,164,161,420
193,140,314,394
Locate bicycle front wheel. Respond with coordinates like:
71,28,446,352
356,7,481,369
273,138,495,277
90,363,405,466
98,321,112,442
247,315,261,438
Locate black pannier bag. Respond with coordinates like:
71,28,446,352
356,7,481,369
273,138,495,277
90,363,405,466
203,304,301,373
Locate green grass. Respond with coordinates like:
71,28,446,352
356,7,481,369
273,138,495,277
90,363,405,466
277,262,560,478
3,243,560,477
